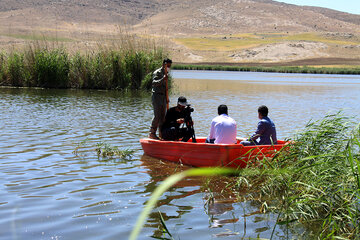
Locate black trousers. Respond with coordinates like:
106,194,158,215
161,127,194,142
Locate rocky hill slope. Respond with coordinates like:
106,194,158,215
0,0,359,34
136,0,360,34
0,0,359,64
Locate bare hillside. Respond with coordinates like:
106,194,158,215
0,0,162,24
135,0,360,34
0,0,359,34
0,0,360,64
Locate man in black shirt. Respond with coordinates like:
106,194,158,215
161,96,194,142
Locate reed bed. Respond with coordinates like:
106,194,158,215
0,37,167,90
253,113,360,239
173,64,360,75
132,113,360,239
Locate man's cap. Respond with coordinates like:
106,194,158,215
163,58,172,64
177,96,188,106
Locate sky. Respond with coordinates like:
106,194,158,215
277,0,360,15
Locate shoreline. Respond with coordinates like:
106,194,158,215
173,60,360,75
173,65,360,75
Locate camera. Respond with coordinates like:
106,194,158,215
184,104,194,115
182,104,196,142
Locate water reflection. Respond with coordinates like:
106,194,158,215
140,154,281,239
172,70,360,83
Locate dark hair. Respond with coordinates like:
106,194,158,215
258,105,268,117
178,96,187,104
163,58,172,64
218,104,228,115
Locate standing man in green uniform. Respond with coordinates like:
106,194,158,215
148,58,172,139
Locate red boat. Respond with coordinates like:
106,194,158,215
140,137,289,168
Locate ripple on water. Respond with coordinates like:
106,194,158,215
1,74,360,239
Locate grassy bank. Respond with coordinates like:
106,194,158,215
0,44,167,90
174,33,360,52
173,64,360,75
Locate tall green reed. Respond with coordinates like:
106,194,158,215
1,36,167,90
34,48,70,88
6,52,27,87
0,52,6,85
254,113,360,239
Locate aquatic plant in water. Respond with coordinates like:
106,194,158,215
95,142,135,159
73,139,135,161
158,210,175,240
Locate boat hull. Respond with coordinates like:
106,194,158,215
140,137,288,168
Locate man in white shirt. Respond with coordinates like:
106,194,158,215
206,105,237,144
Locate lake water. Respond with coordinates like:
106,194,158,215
1,70,360,240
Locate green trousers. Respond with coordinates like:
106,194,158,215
149,93,167,135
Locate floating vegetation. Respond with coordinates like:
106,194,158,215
72,138,90,157
73,139,135,161
95,142,135,159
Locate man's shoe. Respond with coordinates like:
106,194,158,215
148,133,160,140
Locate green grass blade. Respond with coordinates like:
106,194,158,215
129,168,239,240
158,210,173,239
